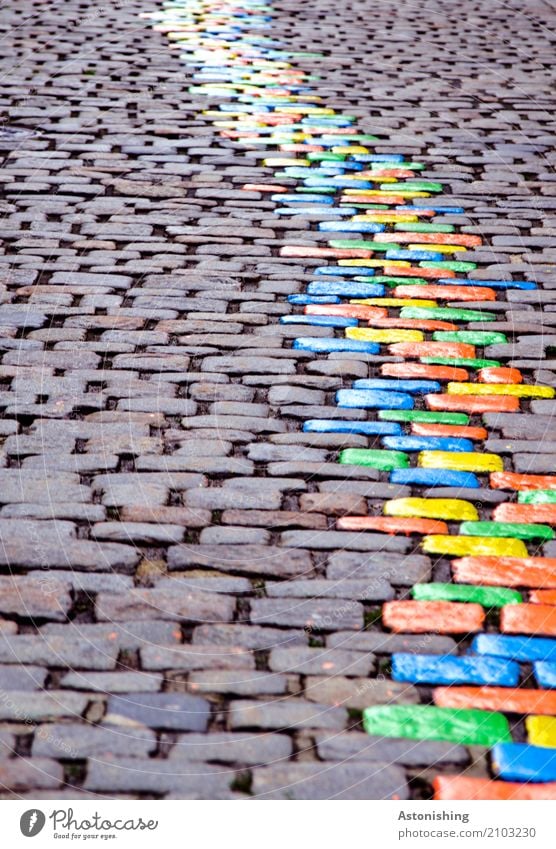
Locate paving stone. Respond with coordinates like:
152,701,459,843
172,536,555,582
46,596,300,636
104,693,211,732
251,762,408,800
169,732,293,765
228,698,347,731
32,724,156,759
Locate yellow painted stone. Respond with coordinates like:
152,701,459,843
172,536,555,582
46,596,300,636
418,451,504,473
384,498,479,522
408,244,467,254
331,146,369,154
422,535,529,558
345,328,424,343
447,383,555,399
263,158,310,167
353,214,418,223
526,716,556,748
351,298,438,308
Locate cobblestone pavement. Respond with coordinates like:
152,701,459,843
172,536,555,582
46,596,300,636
0,0,556,800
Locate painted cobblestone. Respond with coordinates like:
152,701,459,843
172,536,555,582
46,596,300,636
0,0,555,801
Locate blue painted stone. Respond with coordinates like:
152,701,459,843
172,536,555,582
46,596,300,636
438,278,537,291
303,419,403,436
293,338,379,354
382,436,475,453
279,168,321,179
302,118,353,127
336,389,414,410
353,379,441,394
354,154,405,163
314,266,376,276
304,178,373,189
280,315,358,328
318,222,386,233
274,194,334,204
308,282,384,299
392,653,520,687
288,295,341,305
385,250,445,261
492,744,556,783
533,661,556,689
471,634,556,662
410,203,465,213
390,469,481,488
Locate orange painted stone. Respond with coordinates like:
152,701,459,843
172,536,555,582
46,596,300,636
426,394,520,413
336,516,448,535
493,503,556,526
383,265,456,279
369,318,459,332
375,232,482,247
390,342,476,359
393,284,496,302
280,246,372,258
530,590,556,605
411,423,487,440
381,363,468,381
478,366,523,384
434,685,556,715
363,169,416,178
382,601,484,634
453,556,556,589
305,304,388,320
501,604,556,637
433,775,556,801
490,472,556,491
242,184,288,192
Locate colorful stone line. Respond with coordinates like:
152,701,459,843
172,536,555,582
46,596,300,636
145,0,556,800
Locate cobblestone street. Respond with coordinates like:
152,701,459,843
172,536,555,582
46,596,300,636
1,0,556,799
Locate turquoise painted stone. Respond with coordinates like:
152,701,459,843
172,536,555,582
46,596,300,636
307,281,384,297
382,436,474,453
534,661,556,689
280,315,358,327
353,379,441,394
293,338,379,354
363,705,512,746
392,653,520,686
438,278,537,291
303,420,402,436
390,469,480,488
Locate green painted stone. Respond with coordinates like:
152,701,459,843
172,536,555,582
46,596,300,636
518,490,556,505
420,261,478,272
343,204,389,209
378,410,469,424
297,186,336,194
412,583,522,607
398,163,425,170
400,307,496,322
328,240,397,252
394,223,455,233
359,276,428,286
362,705,512,746
307,152,347,161
339,448,409,470
460,521,555,542
381,181,443,192
432,331,508,345
421,357,501,369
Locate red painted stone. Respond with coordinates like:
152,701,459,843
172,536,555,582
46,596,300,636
305,304,388,319
490,472,556,491
434,775,556,801
434,685,556,715
336,516,448,535
376,232,482,247
383,265,456,279
501,604,556,637
493,503,556,525
381,363,468,381
382,601,484,634
478,366,523,384
411,423,487,440
370,318,459,332
340,193,406,204
453,556,556,589
530,590,556,605
390,342,476,359
426,394,520,413
393,284,496,302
